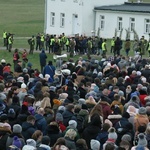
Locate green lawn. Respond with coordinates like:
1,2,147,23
0,0,45,37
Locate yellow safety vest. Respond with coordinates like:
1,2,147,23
3,32,7,38
8,37,12,44
50,38,55,45
66,39,69,46
148,42,150,51
41,35,44,42
111,40,115,46
102,42,106,51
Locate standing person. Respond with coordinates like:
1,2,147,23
39,50,47,73
36,33,41,51
45,34,50,51
40,33,45,50
97,37,103,55
102,39,107,57
13,49,20,71
3,30,7,46
43,61,55,81
87,37,92,59
29,35,35,54
49,35,55,53
8,34,13,52
124,39,131,57
110,37,115,53
70,37,76,57
114,37,122,56
61,33,67,51
147,39,150,57
22,49,28,69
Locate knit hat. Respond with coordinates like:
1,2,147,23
26,139,36,147
68,120,77,129
50,86,56,92
21,83,27,89
1,59,6,63
13,124,22,133
78,98,86,105
55,113,63,122
138,133,147,147
118,90,124,97
17,77,24,83
127,105,137,115
58,105,66,112
0,93,6,101
12,136,22,148
108,127,118,140
121,134,132,142
137,71,141,76
23,68,28,73
90,139,100,150
138,107,147,115
0,101,6,111
41,136,50,145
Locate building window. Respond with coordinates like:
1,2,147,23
50,12,55,26
130,18,135,32
60,13,65,27
73,0,78,2
117,17,123,31
145,19,150,34
99,15,105,30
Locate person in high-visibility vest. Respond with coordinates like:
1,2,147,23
66,38,70,52
49,35,55,54
8,34,13,52
147,40,150,57
29,35,35,54
110,37,115,53
102,39,107,57
40,34,45,50
3,30,7,46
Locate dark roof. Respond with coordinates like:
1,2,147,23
94,2,150,13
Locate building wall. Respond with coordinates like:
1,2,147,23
45,0,127,36
95,11,150,40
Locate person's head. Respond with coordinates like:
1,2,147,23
27,115,35,125
41,136,50,146
104,143,115,150
90,139,100,150
91,113,102,128
102,123,110,132
38,107,45,116
65,129,77,140
76,139,88,150
32,130,43,141
114,94,121,102
66,104,74,113
48,61,53,65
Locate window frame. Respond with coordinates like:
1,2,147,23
99,15,105,31
129,17,135,32
117,17,123,31
60,13,65,28
50,12,55,26
144,19,150,34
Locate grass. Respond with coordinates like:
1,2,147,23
0,0,44,37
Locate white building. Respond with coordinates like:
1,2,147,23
45,0,127,36
94,2,150,40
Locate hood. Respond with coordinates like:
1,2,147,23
78,109,89,116
62,110,74,119
34,114,43,121
22,122,34,131
46,125,59,134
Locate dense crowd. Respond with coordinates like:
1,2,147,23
1,32,150,150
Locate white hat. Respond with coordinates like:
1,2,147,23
1,59,6,63
17,77,24,83
90,139,100,150
39,74,43,79
21,83,27,89
62,69,71,75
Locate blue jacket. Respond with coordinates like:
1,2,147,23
39,51,47,66
43,65,55,80
34,114,47,135
22,122,36,140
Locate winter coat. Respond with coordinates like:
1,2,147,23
111,100,124,114
46,124,62,147
96,131,108,150
38,144,51,150
39,51,47,66
134,114,149,132
22,122,36,140
0,127,11,150
82,125,101,148
65,137,76,150
43,65,55,80
62,110,76,126
34,114,47,134
99,101,112,120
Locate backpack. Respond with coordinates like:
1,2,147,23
116,121,127,135
76,115,85,133
28,38,31,45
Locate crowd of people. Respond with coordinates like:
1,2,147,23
1,31,150,150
